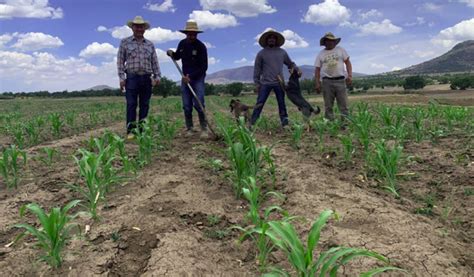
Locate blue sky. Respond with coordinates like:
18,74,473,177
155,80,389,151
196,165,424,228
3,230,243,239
1,0,473,92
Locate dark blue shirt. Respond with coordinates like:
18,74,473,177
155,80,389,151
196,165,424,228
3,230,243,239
172,39,208,80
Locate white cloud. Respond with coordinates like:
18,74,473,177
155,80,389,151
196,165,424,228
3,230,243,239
412,50,436,58
199,0,276,17
0,33,13,48
0,0,63,19
404,17,425,27
189,10,238,30
97,26,107,32
302,0,351,26
431,18,474,48
281,30,309,49
392,66,402,71
0,50,121,92
111,26,132,39
79,42,117,58
12,32,64,51
155,48,171,63
208,57,219,65
145,27,185,43
390,44,400,50
203,41,215,48
370,63,387,69
358,9,382,20
358,19,402,36
234,57,248,64
145,0,176,12
458,0,474,8
420,2,442,12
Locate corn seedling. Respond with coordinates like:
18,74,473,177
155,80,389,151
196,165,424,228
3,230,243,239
349,106,373,154
411,109,425,142
262,146,276,187
37,147,58,167
262,210,405,276
25,120,40,145
12,126,26,149
369,140,403,197
339,134,355,162
0,145,27,188
14,200,82,268
49,113,63,137
135,120,155,166
291,123,304,149
235,177,289,271
312,118,328,152
71,148,115,220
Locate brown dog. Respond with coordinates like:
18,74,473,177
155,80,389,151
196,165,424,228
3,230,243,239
229,99,262,123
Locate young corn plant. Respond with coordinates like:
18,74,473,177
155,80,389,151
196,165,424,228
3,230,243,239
262,145,276,188
369,140,403,198
49,113,63,138
0,145,27,188
12,126,26,149
37,147,58,167
312,118,328,152
235,177,289,271
71,148,114,220
339,134,355,162
135,120,156,167
349,106,373,154
291,123,304,149
262,210,405,276
14,200,82,268
411,109,425,142
25,120,40,145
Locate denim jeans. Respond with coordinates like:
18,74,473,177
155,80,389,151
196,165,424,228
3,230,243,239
125,74,152,133
181,76,206,130
250,83,289,126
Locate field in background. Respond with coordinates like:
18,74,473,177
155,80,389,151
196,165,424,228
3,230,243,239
0,91,473,276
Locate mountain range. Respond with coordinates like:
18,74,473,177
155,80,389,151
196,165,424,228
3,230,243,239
390,40,474,75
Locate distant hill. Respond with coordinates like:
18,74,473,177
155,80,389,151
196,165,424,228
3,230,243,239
392,40,474,75
86,85,117,91
207,65,366,84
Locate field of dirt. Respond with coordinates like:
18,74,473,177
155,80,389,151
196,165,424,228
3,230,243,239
0,92,472,276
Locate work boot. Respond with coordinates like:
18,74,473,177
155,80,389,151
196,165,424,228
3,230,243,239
200,128,209,139
185,128,195,137
185,115,193,130
198,112,207,130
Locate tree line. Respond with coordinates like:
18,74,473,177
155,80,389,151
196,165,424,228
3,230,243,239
1,74,473,99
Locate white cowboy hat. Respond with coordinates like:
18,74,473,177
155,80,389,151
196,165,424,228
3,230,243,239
179,20,203,33
127,16,150,30
320,32,341,46
258,30,285,48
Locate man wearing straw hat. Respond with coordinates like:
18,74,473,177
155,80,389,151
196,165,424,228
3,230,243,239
314,32,352,122
117,15,161,140
167,20,208,138
251,29,298,129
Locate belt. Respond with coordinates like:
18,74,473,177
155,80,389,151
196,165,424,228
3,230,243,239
127,70,150,76
323,76,345,80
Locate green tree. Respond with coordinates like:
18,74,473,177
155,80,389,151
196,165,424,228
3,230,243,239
450,76,473,90
226,82,244,96
153,76,178,98
403,76,426,90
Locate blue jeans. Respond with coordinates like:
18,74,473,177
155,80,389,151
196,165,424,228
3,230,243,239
251,83,289,126
125,74,152,133
181,76,206,129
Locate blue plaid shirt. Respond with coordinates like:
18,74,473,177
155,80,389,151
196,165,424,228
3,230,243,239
117,36,161,81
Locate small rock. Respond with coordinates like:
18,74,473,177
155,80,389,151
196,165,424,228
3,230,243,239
118,242,128,250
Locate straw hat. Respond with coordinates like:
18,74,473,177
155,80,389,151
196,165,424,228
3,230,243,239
259,30,285,48
127,16,150,29
320,32,341,46
180,20,203,33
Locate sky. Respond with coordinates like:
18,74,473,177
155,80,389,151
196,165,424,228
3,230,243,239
0,0,473,92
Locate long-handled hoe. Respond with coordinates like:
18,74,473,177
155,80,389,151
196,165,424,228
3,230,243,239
169,57,220,140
